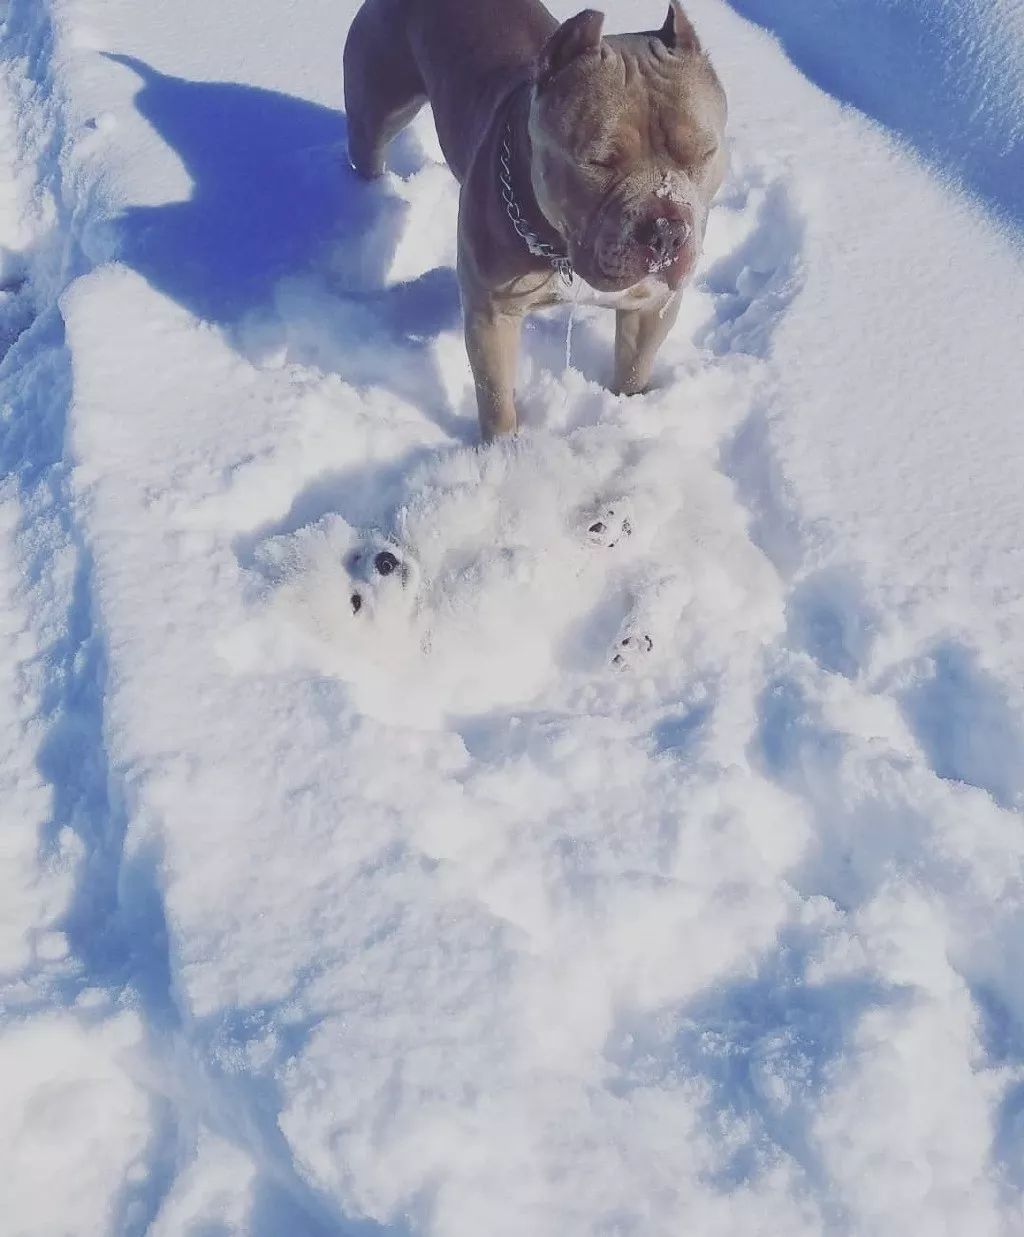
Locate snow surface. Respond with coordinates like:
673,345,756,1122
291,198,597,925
1,0,1024,1234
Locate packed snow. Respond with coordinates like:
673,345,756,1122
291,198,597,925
1,0,1023,1234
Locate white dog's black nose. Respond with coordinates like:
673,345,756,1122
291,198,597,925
374,550,400,576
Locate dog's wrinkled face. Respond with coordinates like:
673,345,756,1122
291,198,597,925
528,4,727,293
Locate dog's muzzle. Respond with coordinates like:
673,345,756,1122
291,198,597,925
587,195,698,291
628,200,695,288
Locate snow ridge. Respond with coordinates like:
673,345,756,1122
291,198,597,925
0,5,173,1234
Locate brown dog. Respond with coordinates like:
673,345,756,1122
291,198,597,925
344,0,727,441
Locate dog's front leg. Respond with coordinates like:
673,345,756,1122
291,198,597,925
463,298,524,442
612,297,682,397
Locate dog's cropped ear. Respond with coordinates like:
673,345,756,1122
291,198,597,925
658,0,701,53
538,9,605,86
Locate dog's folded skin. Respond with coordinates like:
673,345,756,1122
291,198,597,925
344,0,727,441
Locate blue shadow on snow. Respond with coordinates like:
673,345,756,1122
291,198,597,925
106,55,376,323
106,55,468,438
898,641,1024,813
723,0,1024,231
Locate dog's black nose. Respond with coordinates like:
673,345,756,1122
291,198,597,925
374,550,400,576
634,214,690,264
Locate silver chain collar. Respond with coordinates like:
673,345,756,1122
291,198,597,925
498,121,574,286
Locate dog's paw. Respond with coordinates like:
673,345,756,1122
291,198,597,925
582,501,634,549
611,631,654,671
347,535,419,620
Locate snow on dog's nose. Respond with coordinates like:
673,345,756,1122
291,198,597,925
631,203,694,286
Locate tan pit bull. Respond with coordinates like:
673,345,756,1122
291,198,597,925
344,0,727,441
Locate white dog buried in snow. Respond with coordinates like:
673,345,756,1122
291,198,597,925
249,494,650,710
240,419,782,715
240,427,741,707
344,0,728,440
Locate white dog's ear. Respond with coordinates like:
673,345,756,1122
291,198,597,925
658,0,701,52
538,9,605,86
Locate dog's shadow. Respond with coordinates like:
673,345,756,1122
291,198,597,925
108,54,467,437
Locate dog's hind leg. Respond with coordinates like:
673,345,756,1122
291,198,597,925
343,0,426,179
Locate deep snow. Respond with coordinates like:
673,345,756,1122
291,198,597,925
1,0,1024,1235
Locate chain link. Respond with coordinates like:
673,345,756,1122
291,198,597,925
499,123,574,286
